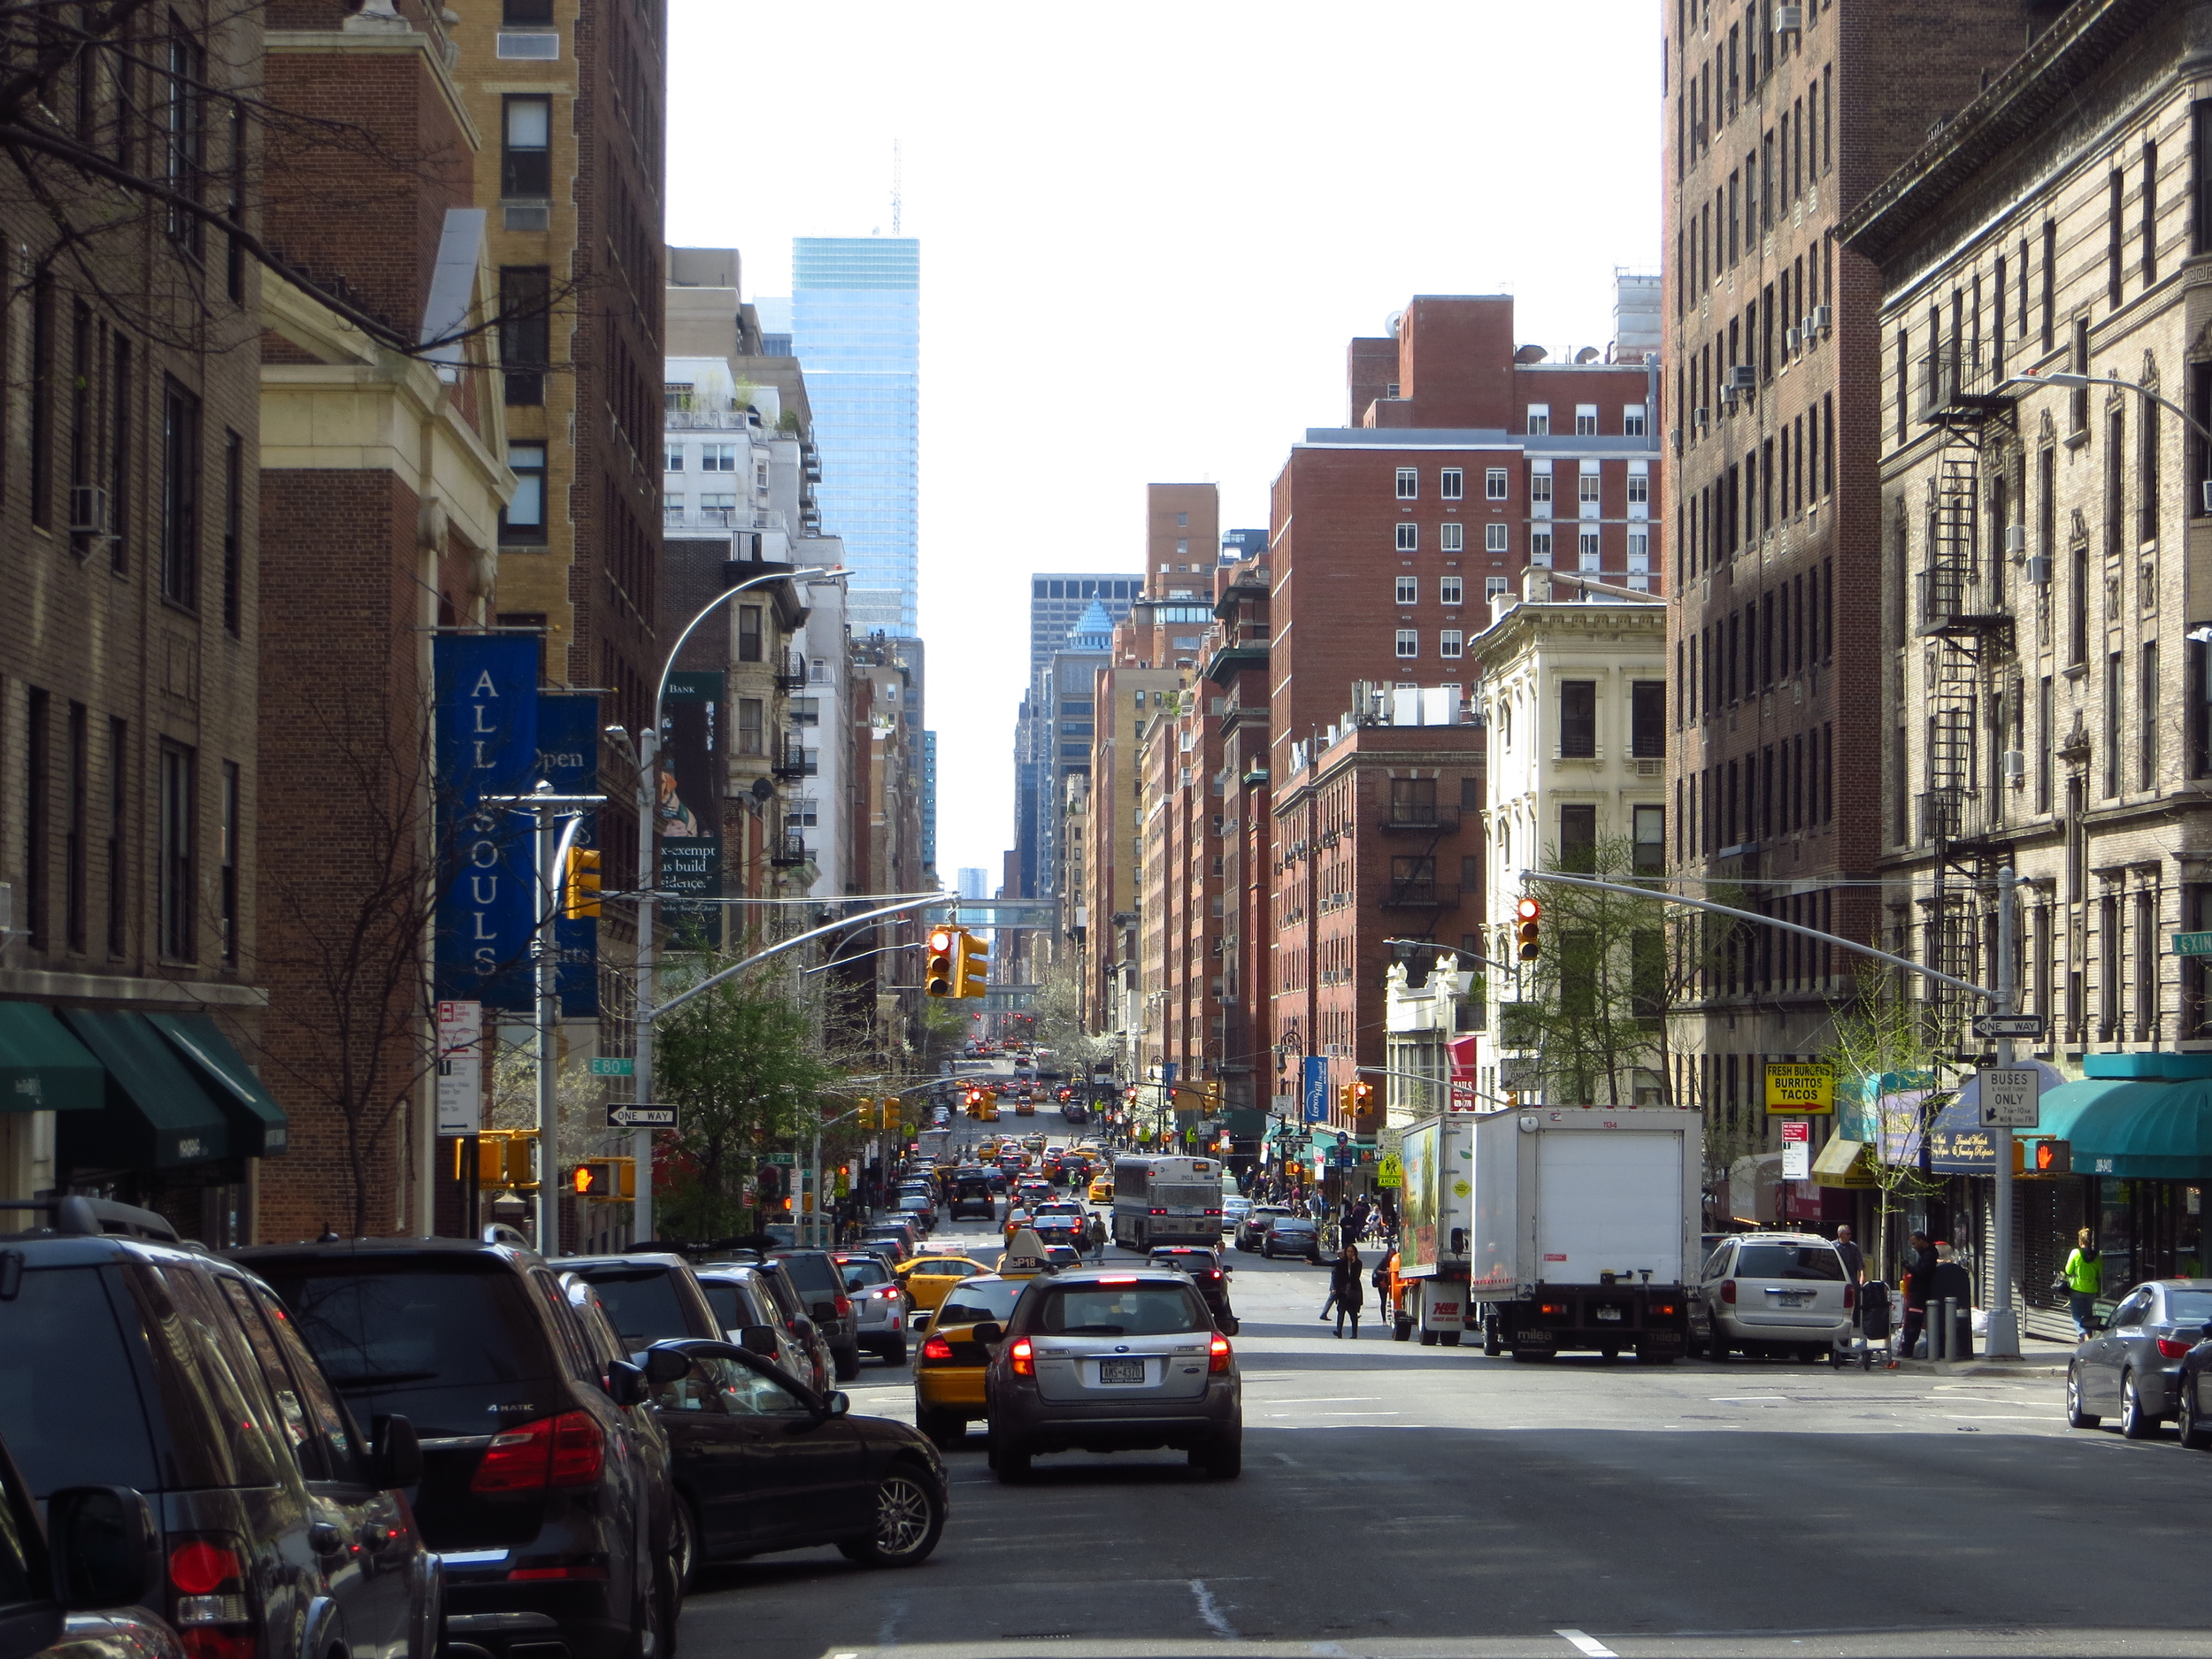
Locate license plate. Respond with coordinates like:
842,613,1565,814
1594,1307,1622,1323
1099,1358,1146,1385
1773,1291,1813,1307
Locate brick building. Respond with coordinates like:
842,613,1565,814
1660,0,2025,1168
1203,558,1274,1144
1083,659,1181,1041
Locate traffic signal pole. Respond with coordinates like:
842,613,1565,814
1522,865,2025,1357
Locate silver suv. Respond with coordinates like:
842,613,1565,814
1692,1233,1853,1360
981,1268,1240,1481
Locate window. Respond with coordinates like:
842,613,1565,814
1559,681,1597,757
1633,804,1666,875
1578,531,1601,569
1486,577,1509,602
106,718,127,957
1485,467,1509,500
1395,468,1418,499
702,443,736,472
1578,472,1601,515
1531,473,1554,512
219,759,238,964
220,431,242,636
1395,523,1417,551
1440,577,1463,606
2143,640,2160,790
1526,404,1551,435
1632,681,1666,757
1627,473,1650,508
502,96,552,196
1440,468,1463,500
159,380,199,608
158,741,195,961
1624,403,1648,436
23,690,47,950
1176,511,1187,526
1440,522,1463,552
1440,630,1463,658
504,0,555,19
1485,523,1508,553
736,699,764,757
1531,529,1553,566
664,442,683,472
163,30,204,251
499,266,549,404
1394,630,1418,658
2106,651,2124,798
1394,576,1418,604
502,444,546,543
1575,404,1598,436
737,605,763,663
1557,803,1598,869
110,336,131,573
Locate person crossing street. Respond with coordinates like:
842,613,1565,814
1330,1240,1365,1338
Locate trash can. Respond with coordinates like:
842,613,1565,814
1855,1279,1893,1371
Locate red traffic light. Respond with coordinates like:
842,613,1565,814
1515,896,1542,922
928,928,955,952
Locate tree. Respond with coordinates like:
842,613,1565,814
1028,952,1116,1073
1812,958,1950,1270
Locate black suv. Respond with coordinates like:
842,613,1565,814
768,1251,860,1381
237,1237,676,1659
0,1422,189,1659
0,1199,438,1659
558,1256,719,1355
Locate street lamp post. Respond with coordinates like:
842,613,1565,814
618,564,846,1242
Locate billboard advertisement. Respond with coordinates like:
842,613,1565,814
659,672,722,942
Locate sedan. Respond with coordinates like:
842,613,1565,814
1235,1204,1293,1252
1261,1217,1323,1263
1148,1246,1238,1332
647,1339,946,1568
2068,1279,2212,1438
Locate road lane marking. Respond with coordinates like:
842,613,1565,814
1555,1631,1617,1657
1188,1578,1240,1640
1257,1395,1383,1403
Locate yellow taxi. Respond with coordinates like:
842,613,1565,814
894,1252,995,1316
1087,1175,1115,1204
911,1247,1045,1449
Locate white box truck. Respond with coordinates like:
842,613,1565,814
1466,1105,1701,1363
1395,1117,1476,1345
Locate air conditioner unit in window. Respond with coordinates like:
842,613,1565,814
1810,304,1832,334
1728,364,1758,391
1693,406,1709,427
2025,554,2053,585
1784,326,1800,353
2005,525,2027,555
1774,3,1803,31
2002,749,2027,780
67,485,109,536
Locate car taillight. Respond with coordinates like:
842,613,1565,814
472,1410,603,1494
169,1534,253,1659
1010,1337,1035,1376
2159,1337,2194,1360
921,1335,954,1362
1209,1334,1232,1373
1150,1207,1167,1216
834,1294,852,1318
1721,1279,1737,1304
1843,1284,1855,1310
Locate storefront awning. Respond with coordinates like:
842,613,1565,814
2059,1078,2212,1179
1811,1136,1878,1188
147,1015,288,1157
56,1010,230,1171
0,1001,104,1114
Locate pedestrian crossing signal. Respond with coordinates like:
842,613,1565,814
570,1157,634,1200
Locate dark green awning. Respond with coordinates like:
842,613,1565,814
2065,1079,2212,1179
147,1015,289,1157
56,1010,229,1171
0,1000,104,1114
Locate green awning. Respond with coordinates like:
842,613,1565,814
56,1010,229,1171
2063,1078,2212,1179
147,1015,289,1157
0,1001,104,1114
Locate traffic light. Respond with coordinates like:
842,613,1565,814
925,928,956,997
1351,1079,1376,1125
1516,895,1543,961
570,1156,634,1201
472,1129,538,1188
954,928,990,997
563,846,602,919
1337,1082,1355,1117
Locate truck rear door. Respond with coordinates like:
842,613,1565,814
1532,1130,1685,1285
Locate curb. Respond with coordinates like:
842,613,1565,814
1889,1356,2069,1378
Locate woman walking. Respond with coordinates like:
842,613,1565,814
2062,1226,2103,1339
1330,1240,1365,1339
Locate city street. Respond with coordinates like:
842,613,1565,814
679,1177,2208,1659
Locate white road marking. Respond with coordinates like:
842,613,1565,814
1707,1394,1789,1402
1555,1630,1617,1657
1260,1396,1384,1404
1189,1578,1240,1640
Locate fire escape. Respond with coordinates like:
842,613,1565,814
1916,342,2016,1045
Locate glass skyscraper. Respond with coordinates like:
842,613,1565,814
788,237,919,636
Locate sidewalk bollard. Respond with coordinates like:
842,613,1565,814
1930,1297,1947,1361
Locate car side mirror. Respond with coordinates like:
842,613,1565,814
738,1325,781,1357
2200,1323,2212,1342
49,1485,157,1611
605,1359,647,1408
372,1414,424,1490
822,1391,851,1419
810,1300,838,1322
641,1347,690,1386
971,1321,1005,1345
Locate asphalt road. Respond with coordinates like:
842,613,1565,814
677,1129,2210,1658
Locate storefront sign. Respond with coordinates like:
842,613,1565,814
1764,1061,1835,1114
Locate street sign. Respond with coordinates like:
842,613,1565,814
1763,1061,1835,1114
434,1001,483,1136
588,1056,634,1077
764,1151,797,1167
1377,1155,1403,1188
1977,1066,2041,1128
1499,1056,1541,1094
1778,1119,1811,1142
1778,1118,1810,1180
2174,932,2212,957
605,1103,677,1129
1971,1013,2047,1039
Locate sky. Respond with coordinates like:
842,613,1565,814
664,0,1664,891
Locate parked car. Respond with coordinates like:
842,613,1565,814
645,1339,945,1570
982,1266,1241,1480
1261,1217,1322,1263
556,1278,687,1590
861,1228,917,1264
239,1234,676,1659
770,1250,864,1381
1,1199,439,1659
2070,1279,2212,1437
1689,1233,1854,1361
1220,1195,1252,1234
0,1422,187,1659
692,1264,824,1388
834,1253,909,1365
1147,1245,1238,1332
1234,1205,1292,1252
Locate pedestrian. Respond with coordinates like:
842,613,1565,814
2062,1226,2103,1340
1899,1231,1936,1357
1085,1212,1107,1262
1331,1240,1365,1338
1833,1223,1866,1286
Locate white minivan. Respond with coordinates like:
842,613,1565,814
1690,1233,1853,1360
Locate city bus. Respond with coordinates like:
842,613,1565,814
1111,1155,1225,1249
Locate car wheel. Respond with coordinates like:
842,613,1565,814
992,1439,1032,1483
2122,1371,2158,1439
1189,1439,1241,1479
1262,1242,1274,1258
626,1558,669,1659
833,1345,862,1383
840,1465,945,1567
668,1494,700,1596
2067,1363,2102,1428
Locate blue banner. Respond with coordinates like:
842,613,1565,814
538,691,601,1019
434,637,540,1009
1302,1056,1329,1124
